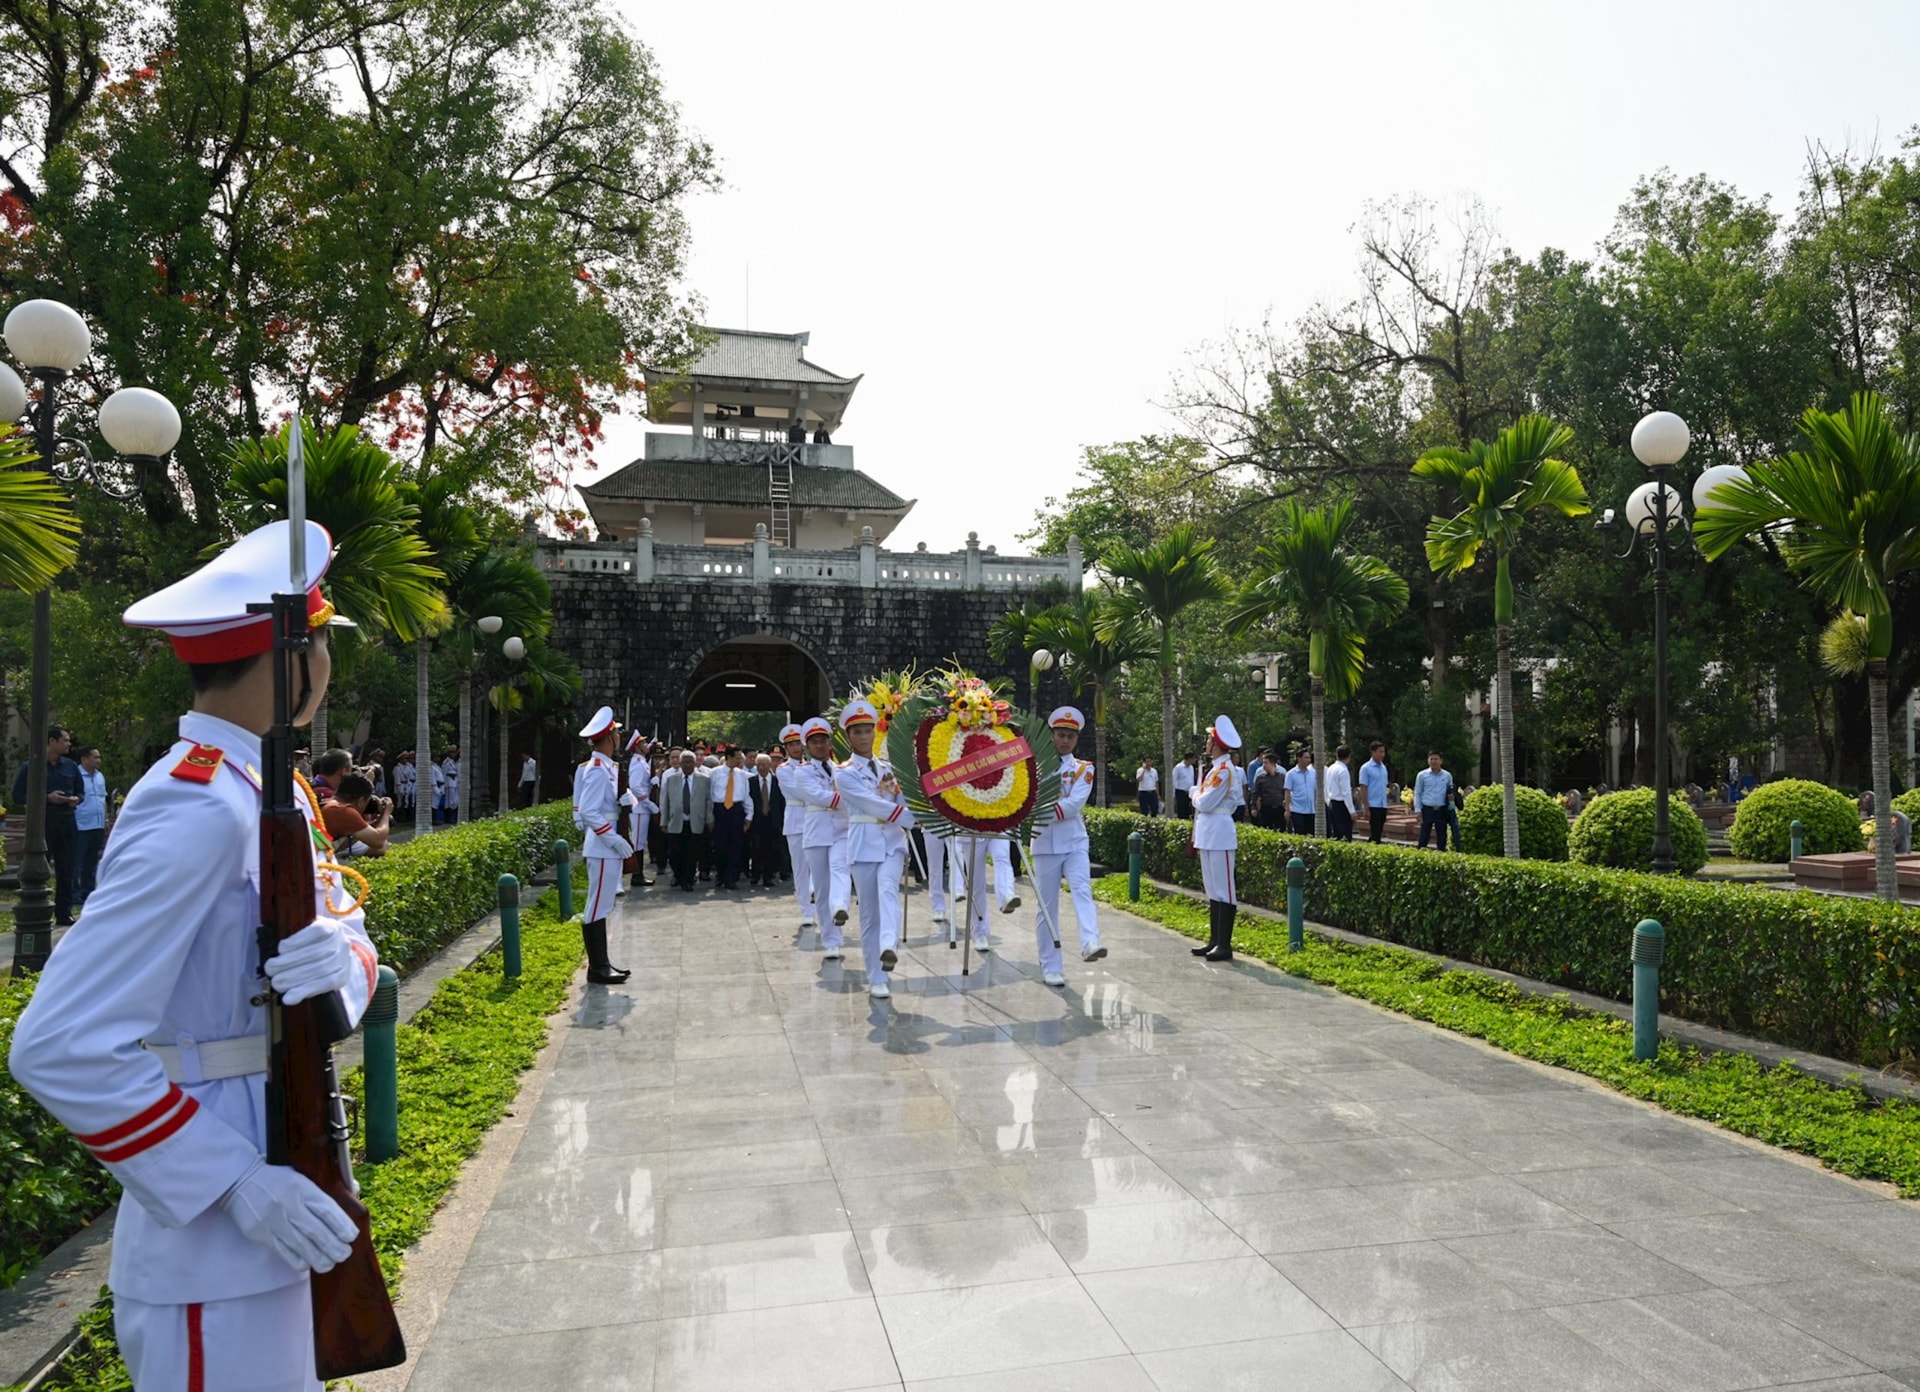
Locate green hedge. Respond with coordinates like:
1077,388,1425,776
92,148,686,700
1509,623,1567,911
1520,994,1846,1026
1085,808,1920,1066
1457,785,1570,860
0,805,580,1293
1569,788,1709,874
1729,779,1864,862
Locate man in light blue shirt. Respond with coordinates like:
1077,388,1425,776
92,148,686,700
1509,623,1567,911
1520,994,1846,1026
1413,752,1455,851
72,744,110,906
1282,748,1318,835
1359,741,1390,843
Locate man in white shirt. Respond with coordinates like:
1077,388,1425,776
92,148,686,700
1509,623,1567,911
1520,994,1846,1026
1135,756,1160,817
519,753,538,807
72,744,110,908
1171,753,1197,819
1282,748,1317,835
1325,745,1357,841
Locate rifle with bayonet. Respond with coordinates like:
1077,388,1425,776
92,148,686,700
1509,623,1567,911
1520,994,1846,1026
254,421,407,1379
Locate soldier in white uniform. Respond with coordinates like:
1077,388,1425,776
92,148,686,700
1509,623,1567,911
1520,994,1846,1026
1191,714,1245,962
772,723,814,929
625,732,656,887
987,836,1021,914
1031,706,1103,987
791,717,846,959
573,707,633,984
8,521,381,1392
833,701,913,999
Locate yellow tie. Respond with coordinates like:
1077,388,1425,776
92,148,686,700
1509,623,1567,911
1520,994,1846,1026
724,771,735,810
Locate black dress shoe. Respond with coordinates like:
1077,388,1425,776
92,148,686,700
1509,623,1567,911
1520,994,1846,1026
588,965,632,984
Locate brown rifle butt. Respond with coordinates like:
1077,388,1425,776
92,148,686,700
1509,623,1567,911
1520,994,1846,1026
311,1192,407,1379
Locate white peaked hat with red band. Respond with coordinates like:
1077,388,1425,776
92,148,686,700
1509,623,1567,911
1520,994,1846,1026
801,716,832,739
1049,706,1085,730
840,700,878,730
123,520,351,662
578,706,620,740
778,723,803,743
1209,714,1242,750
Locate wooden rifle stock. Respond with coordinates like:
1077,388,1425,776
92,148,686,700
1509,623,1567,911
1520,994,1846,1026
258,582,405,1379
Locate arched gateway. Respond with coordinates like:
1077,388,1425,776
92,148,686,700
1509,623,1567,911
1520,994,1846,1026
545,327,1079,739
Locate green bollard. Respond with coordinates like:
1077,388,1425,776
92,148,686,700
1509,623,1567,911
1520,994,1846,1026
364,965,400,1163
1287,857,1305,952
1632,918,1664,1062
554,839,574,919
1127,830,1144,901
499,873,522,981
1789,819,1805,862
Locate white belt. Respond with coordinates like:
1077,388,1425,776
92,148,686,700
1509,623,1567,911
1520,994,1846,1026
142,1034,269,1085
850,814,889,824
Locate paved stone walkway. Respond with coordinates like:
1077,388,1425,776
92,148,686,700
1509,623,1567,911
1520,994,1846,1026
401,877,1920,1392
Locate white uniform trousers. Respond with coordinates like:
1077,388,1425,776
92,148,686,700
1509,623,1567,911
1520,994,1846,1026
1033,850,1100,975
788,832,813,925
584,854,624,929
1199,849,1238,904
629,808,652,880
952,837,993,945
922,832,949,918
849,850,906,985
806,845,842,949
988,837,1017,910
118,1283,317,1392
829,838,851,917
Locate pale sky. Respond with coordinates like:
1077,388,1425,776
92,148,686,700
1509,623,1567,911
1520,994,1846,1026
588,0,1920,554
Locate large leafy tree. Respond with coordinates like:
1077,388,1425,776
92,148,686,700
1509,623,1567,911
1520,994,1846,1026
1415,416,1590,856
0,0,717,545
1230,500,1408,833
1696,393,1920,900
1100,524,1233,778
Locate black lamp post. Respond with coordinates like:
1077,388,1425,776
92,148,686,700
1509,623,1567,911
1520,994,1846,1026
1612,409,1692,875
7,299,181,975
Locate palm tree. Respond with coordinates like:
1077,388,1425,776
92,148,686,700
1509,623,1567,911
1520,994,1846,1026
452,548,552,817
410,478,483,833
1696,392,1920,900
1030,590,1156,806
0,427,78,592
1413,415,1590,858
228,421,447,749
1100,524,1233,776
1229,500,1408,834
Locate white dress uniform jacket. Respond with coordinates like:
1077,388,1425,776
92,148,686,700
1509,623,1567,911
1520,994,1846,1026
1032,753,1095,856
776,760,809,837
1192,755,1244,851
794,759,841,849
573,752,633,861
834,755,912,861
8,712,379,1307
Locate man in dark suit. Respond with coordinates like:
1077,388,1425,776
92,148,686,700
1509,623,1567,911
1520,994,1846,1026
748,752,781,887
708,747,750,890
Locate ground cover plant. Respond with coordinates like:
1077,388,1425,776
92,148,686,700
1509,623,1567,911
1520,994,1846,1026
1093,876,1920,1198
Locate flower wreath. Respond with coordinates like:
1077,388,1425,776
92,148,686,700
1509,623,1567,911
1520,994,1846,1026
910,675,1038,834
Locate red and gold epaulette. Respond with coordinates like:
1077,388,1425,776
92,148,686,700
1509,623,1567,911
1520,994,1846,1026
170,743,226,783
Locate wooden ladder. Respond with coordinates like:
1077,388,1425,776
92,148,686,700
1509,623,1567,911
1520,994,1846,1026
768,450,794,547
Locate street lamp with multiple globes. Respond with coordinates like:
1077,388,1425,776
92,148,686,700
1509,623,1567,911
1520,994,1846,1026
1604,409,1693,875
6,299,182,975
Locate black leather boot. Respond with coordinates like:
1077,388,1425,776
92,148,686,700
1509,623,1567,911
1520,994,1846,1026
584,919,631,984
1204,903,1236,961
1193,901,1219,956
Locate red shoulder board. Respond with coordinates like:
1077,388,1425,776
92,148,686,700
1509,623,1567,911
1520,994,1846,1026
170,743,226,784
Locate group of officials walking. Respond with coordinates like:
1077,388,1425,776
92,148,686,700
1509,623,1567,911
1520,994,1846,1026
569,701,1258,993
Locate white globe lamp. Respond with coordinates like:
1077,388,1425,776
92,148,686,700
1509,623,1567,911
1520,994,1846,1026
476,614,503,634
1631,410,1691,469
99,387,181,459
0,362,25,422
1691,462,1746,513
1624,481,1683,533
1031,648,1054,671
502,635,526,660
4,299,91,372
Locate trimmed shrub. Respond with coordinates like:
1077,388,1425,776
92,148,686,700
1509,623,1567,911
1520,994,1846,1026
1569,788,1708,874
1084,807,1920,1066
1457,785,1570,861
1728,779,1864,863
1891,788,1920,822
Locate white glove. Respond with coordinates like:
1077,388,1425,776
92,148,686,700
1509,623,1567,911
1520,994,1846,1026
265,922,358,1006
605,833,635,859
620,790,639,809
222,1161,356,1272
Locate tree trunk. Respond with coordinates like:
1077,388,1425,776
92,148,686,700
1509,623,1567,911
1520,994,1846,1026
498,687,511,817
458,675,472,823
1497,623,1520,858
1871,662,1896,901
1159,655,1176,784
1310,674,1327,839
1094,682,1109,810
414,639,432,838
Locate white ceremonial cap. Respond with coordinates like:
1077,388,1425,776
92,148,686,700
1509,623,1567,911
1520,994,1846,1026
578,706,619,740
1049,706,1085,730
801,716,833,739
625,731,647,753
840,699,879,730
124,520,342,662
1209,714,1242,750
778,722,803,743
